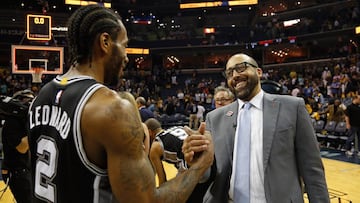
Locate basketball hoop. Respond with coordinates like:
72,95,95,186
31,67,44,83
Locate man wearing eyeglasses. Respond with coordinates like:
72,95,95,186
183,53,329,203
213,86,235,109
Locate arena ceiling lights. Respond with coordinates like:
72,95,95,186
356,25,360,34
126,48,149,55
180,0,257,9
65,0,111,8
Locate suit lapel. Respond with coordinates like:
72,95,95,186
263,93,279,171
222,102,239,166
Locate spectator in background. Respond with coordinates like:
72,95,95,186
136,96,154,122
186,98,198,129
164,96,176,116
322,66,332,87
177,89,185,108
344,94,360,156
320,98,346,123
157,97,164,115
345,72,359,96
313,88,326,106
291,84,301,97
302,80,313,98
1,89,34,203
196,101,206,129
213,86,235,109
147,98,157,113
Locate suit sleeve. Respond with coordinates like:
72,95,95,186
294,98,330,203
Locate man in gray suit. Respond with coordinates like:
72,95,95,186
183,53,329,203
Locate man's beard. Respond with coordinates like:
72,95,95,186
231,76,259,101
104,47,122,87
104,71,120,87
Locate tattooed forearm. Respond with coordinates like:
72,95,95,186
156,166,204,203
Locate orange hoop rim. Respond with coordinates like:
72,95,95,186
31,67,45,73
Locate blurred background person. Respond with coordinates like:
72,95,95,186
319,98,346,123
136,96,155,122
213,86,235,109
344,94,360,156
186,98,198,129
1,89,34,203
196,101,206,130
145,118,212,203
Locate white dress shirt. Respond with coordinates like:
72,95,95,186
229,90,266,203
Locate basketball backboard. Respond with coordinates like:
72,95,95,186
11,45,64,74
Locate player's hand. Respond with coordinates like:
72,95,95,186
182,122,214,167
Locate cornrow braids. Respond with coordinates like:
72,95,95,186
66,5,122,66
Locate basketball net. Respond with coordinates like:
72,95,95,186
31,68,44,83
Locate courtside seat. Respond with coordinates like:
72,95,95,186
324,121,338,148
314,120,326,144
158,114,170,126
335,121,348,150
160,113,190,128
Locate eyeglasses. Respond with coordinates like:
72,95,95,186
223,62,258,78
214,98,232,103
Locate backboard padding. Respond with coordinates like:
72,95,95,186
11,45,64,74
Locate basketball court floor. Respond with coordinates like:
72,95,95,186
0,151,359,203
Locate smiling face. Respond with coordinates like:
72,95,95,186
226,54,262,101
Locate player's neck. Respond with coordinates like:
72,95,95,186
155,129,164,136
64,63,103,83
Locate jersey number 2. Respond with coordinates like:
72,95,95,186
35,136,58,202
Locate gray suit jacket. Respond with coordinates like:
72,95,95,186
203,93,329,203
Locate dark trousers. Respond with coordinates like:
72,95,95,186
345,126,360,151
9,168,32,203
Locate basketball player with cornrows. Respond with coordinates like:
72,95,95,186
28,5,213,203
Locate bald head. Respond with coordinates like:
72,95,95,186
226,53,259,69
136,97,146,106
225,53,262,101
145,118,162,131
145,118,162,141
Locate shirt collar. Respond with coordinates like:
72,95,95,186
237,90,264,110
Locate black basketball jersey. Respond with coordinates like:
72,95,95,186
154,126,188,171
28,76,116,203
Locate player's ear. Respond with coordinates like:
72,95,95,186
98,32,111,53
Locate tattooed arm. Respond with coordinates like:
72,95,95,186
82,88,214,203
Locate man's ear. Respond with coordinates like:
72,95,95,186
98,32,111,53
256,68,263,77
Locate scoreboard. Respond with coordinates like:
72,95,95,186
26,14,52,41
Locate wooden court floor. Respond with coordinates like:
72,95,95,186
0,158,359,203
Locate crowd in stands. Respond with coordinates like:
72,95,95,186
250,4,359,42
0,54,359,153
126,1,359,48
1,54,359,124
